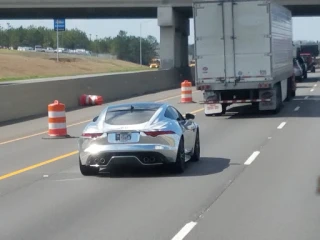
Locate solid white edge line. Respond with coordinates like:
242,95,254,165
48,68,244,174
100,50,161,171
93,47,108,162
277,122,287,129
294,106,300,111
244,151,260,166
172,222,198,240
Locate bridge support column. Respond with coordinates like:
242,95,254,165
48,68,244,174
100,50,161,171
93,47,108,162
157,6,189,70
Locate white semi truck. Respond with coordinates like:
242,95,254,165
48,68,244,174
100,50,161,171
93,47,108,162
193,0,296,116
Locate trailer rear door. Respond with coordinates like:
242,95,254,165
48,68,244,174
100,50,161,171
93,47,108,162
194,2,225,83
232,1,272,81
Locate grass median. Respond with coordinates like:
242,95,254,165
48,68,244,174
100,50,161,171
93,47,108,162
0,49,154,82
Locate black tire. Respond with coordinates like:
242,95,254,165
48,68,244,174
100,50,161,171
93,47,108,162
312,66,316,73
173,138,186,173
272,84,282,114
79,158,99,176
190,130,200,162
304,71,308,79
286,78,293,102
291,90,296,97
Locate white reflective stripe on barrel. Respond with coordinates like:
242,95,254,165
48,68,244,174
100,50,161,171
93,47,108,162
48,111,66,118
90,95,97,104
181,87,192,91
86,95,91,104
181,94,192,98
48,123,67,129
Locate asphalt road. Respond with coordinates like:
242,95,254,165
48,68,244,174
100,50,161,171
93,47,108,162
0,74,319,240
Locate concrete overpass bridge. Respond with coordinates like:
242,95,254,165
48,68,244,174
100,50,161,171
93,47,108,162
0,0,319,70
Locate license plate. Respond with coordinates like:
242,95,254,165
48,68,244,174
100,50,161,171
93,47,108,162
115,133,131,142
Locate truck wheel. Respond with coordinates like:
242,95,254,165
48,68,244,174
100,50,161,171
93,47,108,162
312,66,316,73
286,77,293,102
273,84,282,114
304,71,308,79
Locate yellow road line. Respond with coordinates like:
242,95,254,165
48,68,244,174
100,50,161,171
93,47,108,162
0,107,204,181
190,108,204,114
0,151,78,181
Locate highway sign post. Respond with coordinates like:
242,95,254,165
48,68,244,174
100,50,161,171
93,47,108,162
53,19,66,62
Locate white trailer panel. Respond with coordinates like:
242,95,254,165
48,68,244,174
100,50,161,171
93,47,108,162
193,0,293,86
194,2,225,80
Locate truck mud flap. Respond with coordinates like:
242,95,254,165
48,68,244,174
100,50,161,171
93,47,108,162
204,103,223,114
259,89,277,110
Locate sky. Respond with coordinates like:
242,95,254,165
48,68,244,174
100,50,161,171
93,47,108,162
0,17,319,44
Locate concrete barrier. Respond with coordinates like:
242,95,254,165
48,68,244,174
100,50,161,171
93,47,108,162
0,69,181,123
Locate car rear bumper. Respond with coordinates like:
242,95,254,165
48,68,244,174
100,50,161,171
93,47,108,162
79,143,178,167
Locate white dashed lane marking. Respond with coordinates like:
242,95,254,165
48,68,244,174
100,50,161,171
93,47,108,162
277,122,287,129
172,222,198,240
244,151,260,166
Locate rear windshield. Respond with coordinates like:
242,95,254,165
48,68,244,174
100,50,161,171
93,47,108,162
105,108,158,125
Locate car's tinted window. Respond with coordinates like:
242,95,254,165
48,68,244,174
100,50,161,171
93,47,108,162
164,107,175,120
171,107,185,121
165,106,181,121
105,109,157,125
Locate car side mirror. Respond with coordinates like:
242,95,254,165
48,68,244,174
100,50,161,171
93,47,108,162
185,113,195,120
93,116,98,122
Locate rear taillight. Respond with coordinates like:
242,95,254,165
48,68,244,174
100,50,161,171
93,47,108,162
143,130,175,137
81,133,103,138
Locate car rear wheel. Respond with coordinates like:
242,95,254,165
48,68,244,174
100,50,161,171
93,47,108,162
173,138,186,173
79,158,99,176
191,130,200,162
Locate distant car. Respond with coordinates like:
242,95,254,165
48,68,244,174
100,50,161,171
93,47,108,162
78,102,200,175
300,53,316,73
293,58,303,81
296,56,308,79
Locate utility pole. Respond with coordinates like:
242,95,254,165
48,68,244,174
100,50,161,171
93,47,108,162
140,23,142,66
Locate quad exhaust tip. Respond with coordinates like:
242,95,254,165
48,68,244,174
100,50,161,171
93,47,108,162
143,156,156,163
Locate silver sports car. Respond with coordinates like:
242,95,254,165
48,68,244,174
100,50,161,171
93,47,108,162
78,102,200,175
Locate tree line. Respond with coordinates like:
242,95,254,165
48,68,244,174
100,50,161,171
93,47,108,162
0,24,159,65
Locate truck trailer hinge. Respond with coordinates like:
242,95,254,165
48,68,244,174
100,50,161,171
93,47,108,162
193,3,204,9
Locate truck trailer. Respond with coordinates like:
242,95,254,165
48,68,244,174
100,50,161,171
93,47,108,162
193,0,296,116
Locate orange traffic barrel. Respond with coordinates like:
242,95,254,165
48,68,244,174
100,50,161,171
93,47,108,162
46,100,69,138
80,94,103,106
181,80,193,103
